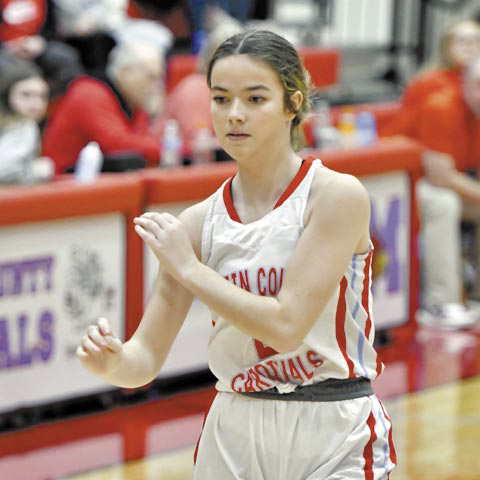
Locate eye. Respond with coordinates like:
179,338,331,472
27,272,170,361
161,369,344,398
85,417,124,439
212,95,229,104
250,95,265,103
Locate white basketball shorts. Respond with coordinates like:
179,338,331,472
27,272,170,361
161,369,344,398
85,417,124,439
193,391,396,479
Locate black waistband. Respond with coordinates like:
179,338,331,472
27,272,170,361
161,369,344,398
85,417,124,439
240,377,373,402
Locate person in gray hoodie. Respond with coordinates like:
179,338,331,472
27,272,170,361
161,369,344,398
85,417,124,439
0,55,53,184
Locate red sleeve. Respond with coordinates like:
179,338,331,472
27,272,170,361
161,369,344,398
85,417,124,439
377,76,434,137
379,69,462,139
415,91,470,171
70,81,161,166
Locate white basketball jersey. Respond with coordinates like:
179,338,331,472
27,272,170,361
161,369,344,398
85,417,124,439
201,158,383,394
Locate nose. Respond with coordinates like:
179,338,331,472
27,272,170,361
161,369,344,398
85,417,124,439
227,98,245,123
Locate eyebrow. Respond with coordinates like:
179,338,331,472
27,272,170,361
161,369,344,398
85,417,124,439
211,84,271,92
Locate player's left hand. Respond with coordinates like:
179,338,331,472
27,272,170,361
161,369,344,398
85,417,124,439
134,212,198,280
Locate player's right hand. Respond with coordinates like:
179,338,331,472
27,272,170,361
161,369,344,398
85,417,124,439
76,317,123,377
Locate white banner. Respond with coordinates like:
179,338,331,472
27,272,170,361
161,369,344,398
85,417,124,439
361,171,410,329
0,213,125,412
144,202,211,378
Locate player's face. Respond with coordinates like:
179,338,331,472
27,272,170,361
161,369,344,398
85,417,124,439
209,54,294,161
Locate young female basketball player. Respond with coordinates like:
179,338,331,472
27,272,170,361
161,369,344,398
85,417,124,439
77,30,396,479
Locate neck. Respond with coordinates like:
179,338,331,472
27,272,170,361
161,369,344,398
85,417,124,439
232,145,302,221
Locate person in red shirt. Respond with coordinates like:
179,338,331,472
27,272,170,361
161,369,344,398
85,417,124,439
380,18,480,138
411,55,480,328
42,39,165,174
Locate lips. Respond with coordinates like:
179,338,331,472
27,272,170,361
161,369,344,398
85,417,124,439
227,132,250,140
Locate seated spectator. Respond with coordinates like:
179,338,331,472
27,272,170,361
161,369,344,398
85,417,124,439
380,18,480,138
159,15,242,162
187,0,252,52
0,57,54,184
407,55,480,328
42,39,165,174
51,0,172,74
0,0,83,101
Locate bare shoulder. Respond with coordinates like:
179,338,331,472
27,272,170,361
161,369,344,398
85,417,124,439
306,167,371,251
177,194,215,257
308,167,370,218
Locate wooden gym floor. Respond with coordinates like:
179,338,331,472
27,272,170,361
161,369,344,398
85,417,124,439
2,322,480,480
69,324,480,480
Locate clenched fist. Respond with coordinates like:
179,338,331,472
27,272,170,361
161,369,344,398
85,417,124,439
76,317,123,377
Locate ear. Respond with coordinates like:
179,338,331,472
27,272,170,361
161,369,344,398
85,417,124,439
290,90,303,113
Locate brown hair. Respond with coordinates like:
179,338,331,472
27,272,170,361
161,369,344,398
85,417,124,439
207,29,312,149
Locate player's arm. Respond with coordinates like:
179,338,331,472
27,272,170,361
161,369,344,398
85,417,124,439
135,173,370,353
77,199,210,388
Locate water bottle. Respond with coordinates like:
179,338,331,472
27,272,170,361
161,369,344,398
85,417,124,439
161,119,183,168
192,128,214,165
75,142,103,182
312,100,340,150
355,111,377,147
337,107,357,149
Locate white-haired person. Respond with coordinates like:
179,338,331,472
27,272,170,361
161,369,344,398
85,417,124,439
42,38,166,174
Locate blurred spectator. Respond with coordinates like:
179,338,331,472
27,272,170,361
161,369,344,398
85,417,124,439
51,0,172,73
42,39,165,174
381,18,480,138
159,14,242,161
0,0,83,100
187,0,252,53
408,55,480,328
0,56,54,184
128,0,192,50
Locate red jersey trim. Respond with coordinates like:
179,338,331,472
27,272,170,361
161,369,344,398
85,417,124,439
379,401,397,466
274,156,314,208
335,276,356,378
362,251,373,339
222,157,315,223
363,410,377,480
223,176,241,222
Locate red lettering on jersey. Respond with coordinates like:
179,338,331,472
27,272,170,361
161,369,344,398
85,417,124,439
239,270,251,291
248,368,271,389
231,272,238,285
268,267,277,295
307,350,324,368
244,373,255,392
224,274,229,281
257,268,266,295
296,356,314,379
288,358,303,381
280,359,289,380
231,373,246,392
266,360,283,381
279,268,284,289
254,339,278,360
254,364,272,381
